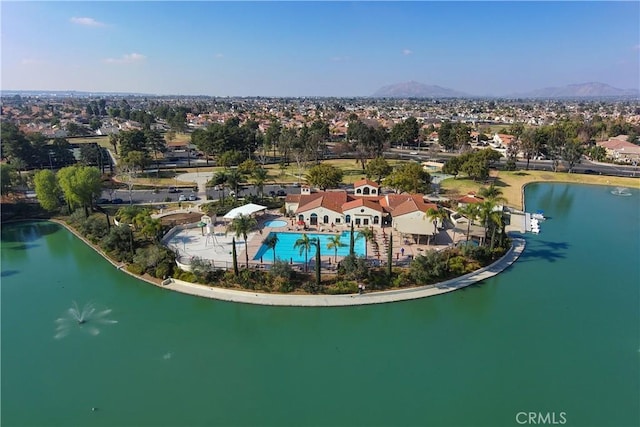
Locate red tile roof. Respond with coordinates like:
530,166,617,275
353,178,380,188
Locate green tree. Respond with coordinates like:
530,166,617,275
314,239,322,290
387,232,393,278
118,130,148,157
231,237,239,276
226,168,242,201
262,233,279,261
227,214,257,268
327,234,347,263
349,222,355,256
33,169,62,211
425,206,447,245
357,227,376,259
562,140,584,173
306,163,343,190
145,129,167,176
0,164,15,195
588,145,606,162
384,162,431,194
365,156,392,185
294,233,313,272
457,203,480,244
519,128,539,170
57,165,102,216
252,167,269,200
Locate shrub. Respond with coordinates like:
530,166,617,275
274,276,295,293
324,280,358,295
269,259,294,280
448,256,467,275
126,263,144,275
466,246,493,264
154,263,172,279
175,269,196,283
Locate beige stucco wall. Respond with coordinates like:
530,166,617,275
392,211,436,236
297,206,343,225
342,205,383,227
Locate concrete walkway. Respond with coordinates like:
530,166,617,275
161,237,526,307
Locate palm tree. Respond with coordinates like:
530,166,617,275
424,207,449,245
478,200,498,246
227,214,258,268
252,167,269,200
356,227,376,259
477,183,505,201
262,233,279,262
327,234,346,263
212,171,228,203
226,169,242,201
294,233,314,272
457,203,480,243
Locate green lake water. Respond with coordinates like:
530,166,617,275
1,183,639,427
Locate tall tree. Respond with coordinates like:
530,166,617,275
457,203,480,243
519,128,539,170
357,227,376,259
387,232,393,278
384,162,431,194
252,167,269,200
262,233,279,262
314,238,321,290
145,129,167,176
349,222,355,256
327,234,347,263
231,237,239,276
306,163,343,190
33,169,62,211
365,156,392,185
294,233,313,272
227,214,257,268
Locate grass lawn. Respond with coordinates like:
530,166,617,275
440,170,640,209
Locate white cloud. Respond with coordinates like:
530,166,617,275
70,17,106,27
402,49,413,56
103,53,146,64
215,53,224,59
20,58,44,65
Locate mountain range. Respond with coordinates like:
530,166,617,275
371,81,639,99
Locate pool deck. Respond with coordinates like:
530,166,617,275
165,210,459,270
162,236,525,306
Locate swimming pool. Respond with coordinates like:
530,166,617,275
264,220,288,228
254,231,365,263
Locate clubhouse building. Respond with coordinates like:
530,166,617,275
285,178,439,239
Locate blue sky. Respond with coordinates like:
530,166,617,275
2,1,638,96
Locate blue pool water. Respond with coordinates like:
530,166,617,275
264,220,287,228
254,231,365,263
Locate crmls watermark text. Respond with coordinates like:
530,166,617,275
516,412,567,425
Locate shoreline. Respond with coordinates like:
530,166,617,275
10,217,525,307
11,178,631,305
161,236,525,306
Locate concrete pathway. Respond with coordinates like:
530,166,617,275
161,237,526,307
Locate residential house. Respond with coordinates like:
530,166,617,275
596,136,640,163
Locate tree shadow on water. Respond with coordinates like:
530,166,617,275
1,270,19,277
9,243,40,251
518,239,570,263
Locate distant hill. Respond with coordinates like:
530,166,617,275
372,81,469,98
509,82,639,98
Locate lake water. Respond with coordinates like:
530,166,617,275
1,183,638,426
